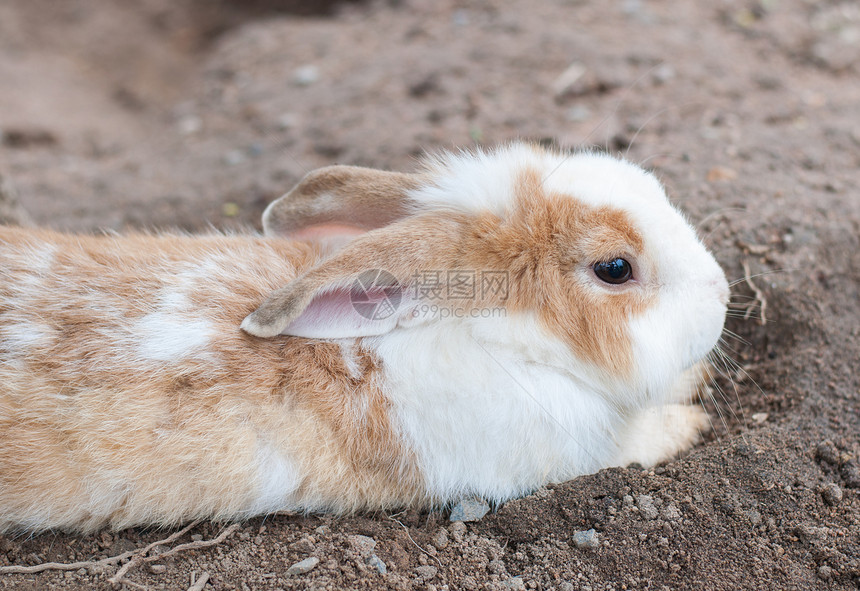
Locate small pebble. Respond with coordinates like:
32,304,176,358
224,150,245,166
292,65,320,86
149,564,167,574
572,528,600,550
815,441,840,464
822,483,843,506
289,537,315,554
651,63,675,85
840,460,860,488
637,495,659,520
415,565,438,581
660,503,681,521
502,577,526,590
818,565,833,581
347,534,377,557
431,529,449,550
366,553,387,575
277,113,298,130
449,498,490,522
287,556,320,576
177,116,201,135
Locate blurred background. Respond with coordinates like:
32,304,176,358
1,0,856,234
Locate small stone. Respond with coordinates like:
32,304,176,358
822,483,843,506
449,498,490,522
637,495,659,520
622,494,635,509
289,537,315,554
191,534,203,542
347,535,377,557
652,64,675,85
292,65,320,86
431,529,449,550
818,565,834,581
224,150,245,166
415,565,438,581
565,105,592,122
572,528,600,550
177,116,201,135
287,556,320,576
552,62,587,97
816,441,840,464
149,564,167,574
366,554,387,575
660,503,681,521
450,520,467,541
502,577,526,590
751,412,768,423
840,460,860,488
277,113,298,130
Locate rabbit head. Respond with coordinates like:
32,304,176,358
244,143,729,408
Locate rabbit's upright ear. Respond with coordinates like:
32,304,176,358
262,166,423,241
242,212,467,339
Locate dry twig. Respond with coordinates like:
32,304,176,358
109,522,239,586
0,549,139,575
742,260,768,325
187,571,211,591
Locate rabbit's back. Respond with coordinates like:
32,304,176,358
0,228,421,532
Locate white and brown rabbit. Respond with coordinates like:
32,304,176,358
0,143,728,533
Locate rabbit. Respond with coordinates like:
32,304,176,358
0,142,729,533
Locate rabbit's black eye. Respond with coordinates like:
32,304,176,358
593,258,632,284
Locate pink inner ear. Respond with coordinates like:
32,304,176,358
289,223,367,241
281,284,409,339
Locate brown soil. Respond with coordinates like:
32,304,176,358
1,0,859,589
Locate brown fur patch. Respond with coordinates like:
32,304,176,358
455,168,654,376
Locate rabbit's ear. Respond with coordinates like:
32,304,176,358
262,165,423,241
242,213,466,338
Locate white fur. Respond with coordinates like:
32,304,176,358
246,440,301,516
135,312,213,363
0,321,54,354
373,316,622,502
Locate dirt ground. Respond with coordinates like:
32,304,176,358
0,0,859,589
